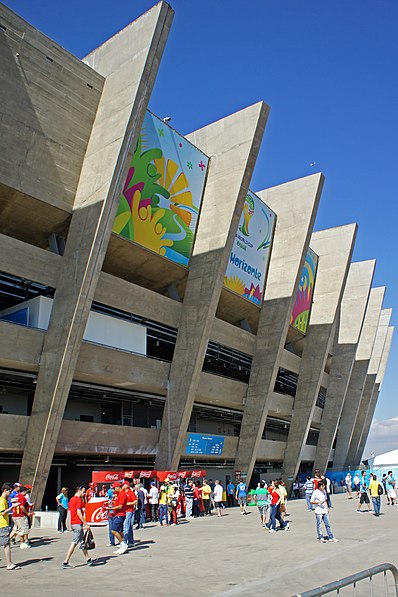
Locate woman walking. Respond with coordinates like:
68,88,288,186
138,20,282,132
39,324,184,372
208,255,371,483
56,487,69,533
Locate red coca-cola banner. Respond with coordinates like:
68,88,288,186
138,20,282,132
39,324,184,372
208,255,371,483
91,469,206,484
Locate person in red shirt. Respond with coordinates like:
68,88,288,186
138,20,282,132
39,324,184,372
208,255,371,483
63,486,94,569
122,480,137,548
265,480,289,533
104,483,128,555
85,483,98,502
9,486,31,548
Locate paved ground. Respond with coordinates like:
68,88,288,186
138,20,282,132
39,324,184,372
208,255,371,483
2,494,398,596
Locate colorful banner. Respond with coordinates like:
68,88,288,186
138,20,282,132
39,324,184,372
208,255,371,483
112,110,209,267
224,191,276,305
290,247,319,334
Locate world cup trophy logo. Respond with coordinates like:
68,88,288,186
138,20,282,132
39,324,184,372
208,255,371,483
239,194,255,237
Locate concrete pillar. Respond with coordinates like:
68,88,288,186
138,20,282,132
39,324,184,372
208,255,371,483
332,286,385,470
19,2,174,507
358,325,394,461
313,260,375,472
155,101,270,470
234,173,324,483
282,224,357,486
348,310,392,466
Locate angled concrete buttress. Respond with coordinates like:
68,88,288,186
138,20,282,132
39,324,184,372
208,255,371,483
313,259,375,473
234,173,324,483
346,309,392,466
282,223,357,487
356,325,394,463
19,2,174,507
332,286,385,470
155,101,270,470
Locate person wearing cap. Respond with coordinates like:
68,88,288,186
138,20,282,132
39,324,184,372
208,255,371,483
148,481,159,522
158,484,169,526
86,483,97,502
122,480,137,547
104,483,128,555
9,486,31,548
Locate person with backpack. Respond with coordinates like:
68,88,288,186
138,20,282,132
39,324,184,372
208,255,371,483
357,471,371,513
369,474,383,517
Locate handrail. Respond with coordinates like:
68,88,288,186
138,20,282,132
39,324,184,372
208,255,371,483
294,563,398,596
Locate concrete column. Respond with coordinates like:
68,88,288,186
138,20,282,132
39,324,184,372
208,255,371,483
155,101,270,470
234,173,324,482
314,260,375,472
347,310,392,466
332,286,385,470
19,2,174,507
358,326,394,461
282,224,357,486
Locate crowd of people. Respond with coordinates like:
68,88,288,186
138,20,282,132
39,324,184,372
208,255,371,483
1,468,397,569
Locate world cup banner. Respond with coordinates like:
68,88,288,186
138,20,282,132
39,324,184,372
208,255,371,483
224,191,276,305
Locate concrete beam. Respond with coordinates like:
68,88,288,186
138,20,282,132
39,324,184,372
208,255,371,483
155,101,270,470
348,311,392,466
282,223,357,485
234,173,324,483
358,325,394,461
332,286,385,470
314,260,375,472
19,3,174,508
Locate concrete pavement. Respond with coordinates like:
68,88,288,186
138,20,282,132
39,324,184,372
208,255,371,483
2,494,398,596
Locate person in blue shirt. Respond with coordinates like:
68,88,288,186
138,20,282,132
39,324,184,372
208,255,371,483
56,487,69,532
235,481,248,514
386,471,397,506
106,486,115,546
357,471,371,513
226,481,235,507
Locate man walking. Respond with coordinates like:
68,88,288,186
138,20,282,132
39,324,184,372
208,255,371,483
105,482,128,555
310,479,338,543
357,471,371,513
122,480,137,548
386,471,396,506
345,473,353,499
0,482,20,570
304,476,314,511
9,486,31,549
254,480,269,527
63,486,94,568
213,480,223,517
236,479,248,515
369,474,382,517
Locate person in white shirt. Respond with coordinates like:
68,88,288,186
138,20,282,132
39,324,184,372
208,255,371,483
345,473,353,499
213,480,224,517
148,481,159,522
310,479,339,544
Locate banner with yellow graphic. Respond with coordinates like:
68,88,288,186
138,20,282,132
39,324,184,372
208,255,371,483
113,110,209,267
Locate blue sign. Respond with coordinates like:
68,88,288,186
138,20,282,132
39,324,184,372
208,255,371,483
186,433,225,456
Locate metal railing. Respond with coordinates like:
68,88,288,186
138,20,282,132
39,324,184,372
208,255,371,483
294,563,398,596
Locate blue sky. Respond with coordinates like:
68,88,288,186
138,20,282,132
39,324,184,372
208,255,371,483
6,1,397,451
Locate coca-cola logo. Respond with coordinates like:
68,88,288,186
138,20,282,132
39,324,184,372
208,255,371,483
91,507,108,523
191,471,201,478
105,474,120,481
178,472,188,479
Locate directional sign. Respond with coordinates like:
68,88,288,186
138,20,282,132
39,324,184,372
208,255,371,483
186,433,225,456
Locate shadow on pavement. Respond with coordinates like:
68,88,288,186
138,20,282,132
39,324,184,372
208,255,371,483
19,557,54,567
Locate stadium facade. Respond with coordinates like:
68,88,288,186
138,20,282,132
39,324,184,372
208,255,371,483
0,2,393,508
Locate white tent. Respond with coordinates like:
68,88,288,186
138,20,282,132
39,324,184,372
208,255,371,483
371,449,398,467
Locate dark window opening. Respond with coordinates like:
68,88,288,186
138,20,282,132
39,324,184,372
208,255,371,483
316,386,327,409
274,368,298,397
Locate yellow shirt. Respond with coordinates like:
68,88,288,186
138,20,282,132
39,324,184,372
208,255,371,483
201,485,211,500
369,480,380,498
0,496,10,528
159,490,167,505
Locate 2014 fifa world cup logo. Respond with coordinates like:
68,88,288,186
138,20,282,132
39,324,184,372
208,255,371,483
239,194,255,237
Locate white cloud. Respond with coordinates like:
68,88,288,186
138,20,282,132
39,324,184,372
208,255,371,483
363,417,398,459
